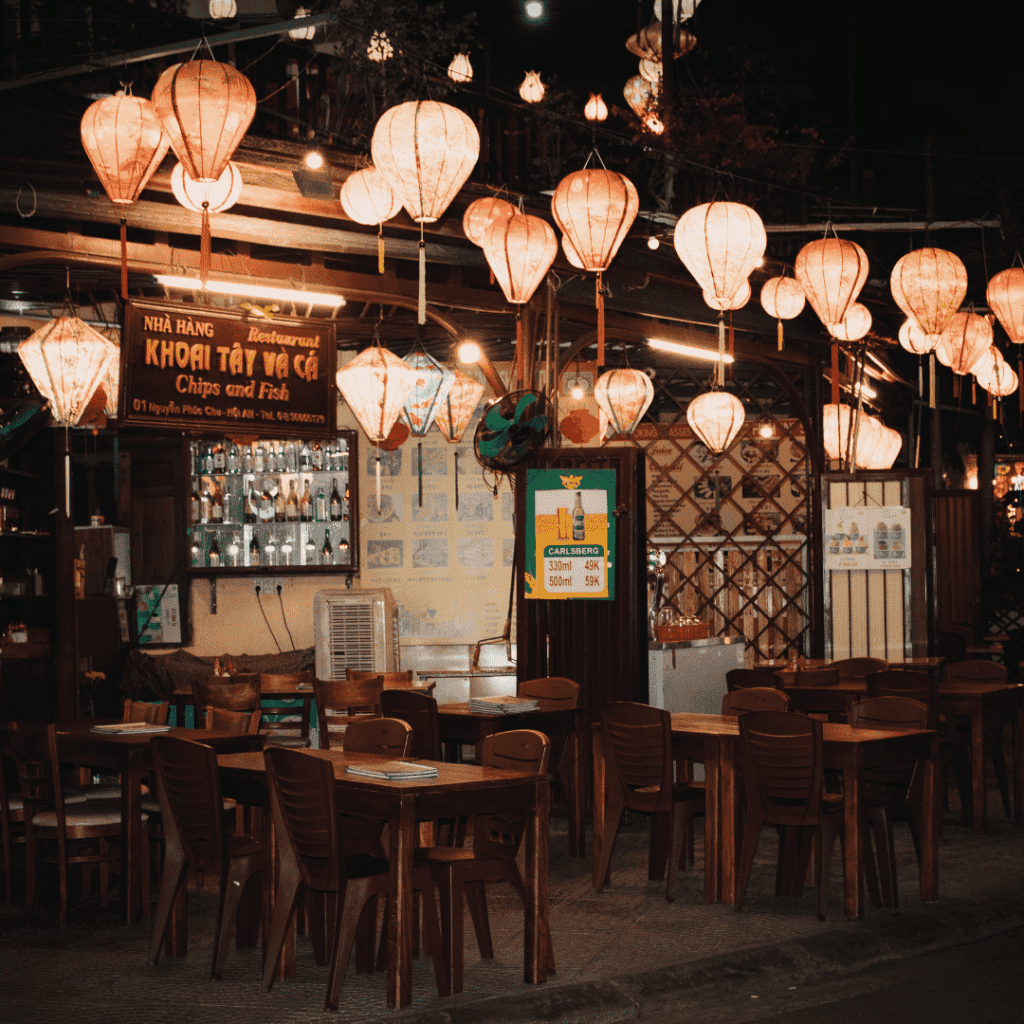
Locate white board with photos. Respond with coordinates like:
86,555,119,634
823,505,911,571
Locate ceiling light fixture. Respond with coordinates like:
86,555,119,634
648,337,735,364
525,1,545,19
154,274,345,307
457,340,482,363
304,149,324,170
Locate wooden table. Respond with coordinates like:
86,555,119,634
218,748,550,1008
756,656,946,678
54,721,263,924
437,702,587,858
593,713,940,920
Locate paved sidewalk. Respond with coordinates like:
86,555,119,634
1,798,1021,1024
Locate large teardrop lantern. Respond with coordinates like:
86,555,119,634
339,166,402,273
594,368,654,436
986,267,1024,399
686,390,744,454
552,168,639,365
151,60,256,286
822,403,854,462
760,276,805,351
371,100,480,323
794,237,869,330
941,312,992,389
463,197,516,246
80,91,170,298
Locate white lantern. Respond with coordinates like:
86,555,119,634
686,390,744,453
448,53,473,83
170,160,243,213
208,0,236,17
463,197,516,246
519,71,545,103
794,237,869,330
703,280,750,311
594,368,654,435
584,93,609,122
654,0,702,21
289,7,315,40
898,317,931,355
335,344,421,443
828,302,872,342
339,165,402,226
822,403,854,462
941,311,993,376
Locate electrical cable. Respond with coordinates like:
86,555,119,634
255,586,282,652
277,585,296,651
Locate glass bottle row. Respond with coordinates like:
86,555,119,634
190,523,352,568
191,438,349,477
190,472,350,527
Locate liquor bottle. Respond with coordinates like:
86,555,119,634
254,441,266,473
226,443,240,474
202,444,215,474
315,485,327,522
208,535,222,567
266,442,278,473
337,537,350,563
286,480,299,521
190,536,201,567
242,443,255,474
285,440,298,472
244,484,258,524
304,532,316,564
300,481,313,522
280,532,293,565
299,441,312,471
212,442,226,472
342,482,350,521
275,486,287,522
341,447,349,473
213,658,222,676
330,478,342,521
200,485,212,524
259,488,275,522
311,441,324,470
210,483,224,524
190,487,201,524
572,491,585,541
265,532,277,566
321,528,333,565
249,533,261,566
227,535,241,567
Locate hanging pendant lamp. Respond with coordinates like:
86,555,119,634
519,71,545,103
986,266,1024,399
551,166,639,365
828,302,872,342
447,52,473,83
339,166,402,274
760,276,805,351
80,90,170,298
686,390,744,454
594,368,654,435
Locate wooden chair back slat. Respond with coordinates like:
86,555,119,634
516,676,580,709
866,671,938,727
202,706,262,734
946,660,1008,686
722,688,791,716
123,699,170,724
342,717,413,757
600,702,673,814
258,669,314,693
830,657,889,682
312,676,384,749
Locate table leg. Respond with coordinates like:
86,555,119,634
720,738,739,905
386,793,416,1008
841,745,865,920
919,734,939,902
703,736,720,904
970,705,988,834
123,749,144,924
591,727,605,888
1014,705,1024,823
524,778,550,985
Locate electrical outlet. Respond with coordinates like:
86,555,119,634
253,577,283,595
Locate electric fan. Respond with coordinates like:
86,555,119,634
473,390,551,471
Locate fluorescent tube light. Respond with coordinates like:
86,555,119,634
154,275,345,308
648,338,735,364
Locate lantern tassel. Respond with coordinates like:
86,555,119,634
728,314,735,382
972,377,977,404
929,353,936,410
597,273,605,367
718,314,726,388
119,216,128,300
418,441,423,508
454,450,459,510
418,238,426,325
200,202,211,288
777,319,784,352
831,342,840,407
378,227,385,274
918,359,923,399
375,453,381,513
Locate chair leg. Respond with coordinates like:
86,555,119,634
862,820,884,908
211,854,261,981
817,817,842,922
325,880,376,1011
987,720,1012,818
413,869,450,998
148,853,188,966
464,879,492,958
262,874,303,993
733,812,765,912
593,799,625,893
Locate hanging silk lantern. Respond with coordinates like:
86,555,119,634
561,233,585,269
400,351,456,508
828,301,872,342
934,330,953,367
339,166,402,274
852,413,886,471
584,93,608,122
289,8,315,40
436,369,485,442
519,71,545,103
151,60,256,286
623,74,658,122
686,390,744,453
986,266,1024,399
760,276,805,351
794,237,869,330
17,317,118,427
208,0,235,16
898,317,931,355
941,311,992,376
448,52,473,83
463,197,516,246
869,424,903,471
100,337,120,419
822,403,854,462
977,352,1018,397
552,168,639,365
889,247,966,350
367,31,393,62
639,58,662,84
594,368,654,435
654,0,702,21
371,100,479,324
625,21,696,60
80,91,170,298
171,160,243,213
703,280,750,311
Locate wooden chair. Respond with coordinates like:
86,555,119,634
517,676,580,709
10,721,149,927
347,668,415,689
594,702,705,903
866,671,938,727
201,707,261,734
147,736,262,979
734,711,844,920
257,669,315,747
726,668,784,691
378,689,441,762
312,676,384,749
789,667,839,687
261,746,449,1009
342,717,413,758
722,688,791,715
414,730,553,994
193,673,303,749
849,696,929,909
830,657,889,682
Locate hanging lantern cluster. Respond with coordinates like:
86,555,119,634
552,167,639,365
822,403,901,471
686,390,745,454
519,71,545,103
339,166,402,273
974,347,1018,399
594,368,654,436
448,52,473,83
371,100,479,323
18,318,119,427
759,276,805,351
79,90,170,298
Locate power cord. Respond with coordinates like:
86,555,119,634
254,584,282,653
277,584,296,651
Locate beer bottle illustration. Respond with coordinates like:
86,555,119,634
572,491,585,541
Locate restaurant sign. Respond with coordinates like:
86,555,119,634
524,468,616,600
119,299,336,437
823,505,911,570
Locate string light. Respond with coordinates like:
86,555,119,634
648,338,735,364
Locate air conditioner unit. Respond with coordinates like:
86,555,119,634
314,588,400,679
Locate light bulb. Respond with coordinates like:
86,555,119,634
647,235,660,251
758,422,774,439
525,1,544,18
305,150,324,170
458,341,482,364
571,384,584,400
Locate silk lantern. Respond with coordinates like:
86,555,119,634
851,413,886,471
17,317,118,427
639,58,662,83
561,233,585,269
760,276,805,351
463,197,515,248
877,425,903,470
828,302,872,342
208,0,235,16
623,74,658,122
898,317,931,355
171,160,243,213
822,403,854,462
703,280,750,310
552,168,639,364
519,71,545,103
794,237,869,330
289,8,315,40
80,91,170,298
584,93,608,122
400,351,456,507
339,166,402,273
151,60,256,285
934,330,953,367
594,368,654,435
448,53,473,83
941,312,992,391
654,0,702,20
890,247,966,344
987,266,1024,398
625,21,696,60
859,423,902,471
686,390,744,453
371,100,479,323
435,368,485,509
100,335,121,419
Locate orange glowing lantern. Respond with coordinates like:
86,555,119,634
822,403,854,462
987,266,1024,398
561,233,585,269
760,276,805,350
625,20,696,60
828,301,872,342
80,91,170,298
519,71,545,103
794,237,869,330
552,167,639,364
898,317,931,355
463,197,516,246
448,52,473,83
171,160,243,213
594,368,654,435
623,74,658,122
435,369,485,442
851,413,886,470
890,247,966,347
339,166,402,273
584,92,609,122
940,311,992,376
703,281,750,310
686,390,744,453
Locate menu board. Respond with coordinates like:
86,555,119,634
524,468,616,600
823,506,911,570
119,299,336,437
